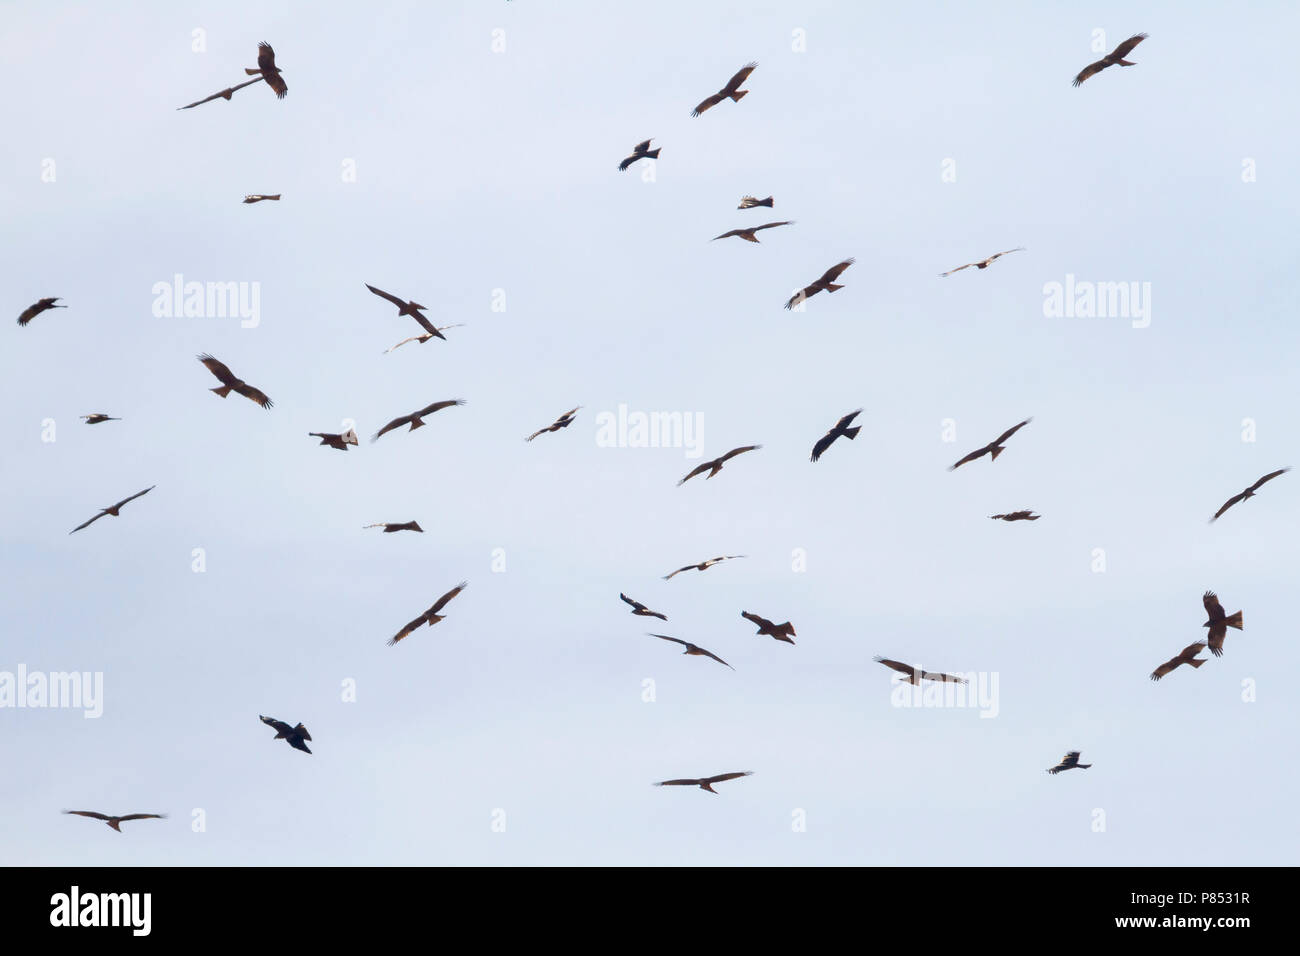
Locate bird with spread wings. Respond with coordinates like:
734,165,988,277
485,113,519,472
364,521,423,533
949,418,1031,470
242,194,280,204
620,593,666,621
260,715,311,753
654,771,752,793
309,429,358,451
692,63,757,116
648,634,732,669
677,445,761,486
939,248,1024,276
177,76,263,110
742,611,796,645
990,511,1040,522
811,409,863,462
785,259,854,310
712,221,793,244
197,354,273,409
1150,642,1208,681
618,139,660,171
382,326,464,353
1202,591,1243,658
738,195,773,209
365,284,445,339
663,555,744,580
81,414,120,425
371,399,465,442
69,486,155,535
389,582,468,646
63,810,167,832
17,297,65,326
245,42,287,98
527,407,580,441
1046,751,1091,774
1073,34,1148,87
873,656,966,685
1211,468,1289,522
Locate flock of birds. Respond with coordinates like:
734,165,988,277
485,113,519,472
19,28,1284,833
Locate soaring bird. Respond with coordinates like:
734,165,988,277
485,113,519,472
1150,642,1208,681
245,42,287,98
1046,751,1092,774
527,407,580,441
810,409,863,462
785,259,854,310
364,521,423,533
69,486,155,535
712,221,793,244
176,76,263,110
1073,34,1148,87
741,611,795,645
81,414,120,425
691,62,757,116
259,715,311,754
1202,591,1243,658
1211,468,1290,522
389,581,468,646
738,195,773,209
873,656,967,685
364,284,443,339
949,418,1031,470
663,555,744,580
649,633,732,669
677,445,761,486
371,399,464,442
618,139,660,171
620,593,667,621
242,194,281,204
382,326,464,353
654,771,752,793
990,511,1040,522
939,248,1025,276
197,354,273,409
62,811,166,832
16,297,65,326
309,428,358,451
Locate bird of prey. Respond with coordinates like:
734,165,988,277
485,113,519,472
81,414,120,425
618,139,660,171
382,325,464,353
948,418,1031,470
939,248,1025,277
741,611,795,645
197,354,273,409
371,399,464,442
654,771,752,793
260,715,311,754
527,407,580,441
364,284,444,339
364,521,423,533
990,511,1040,522
738,195,773,209
242,194,281,203
649,634,732,669
1211,468,1290,522
663,555,744,580
16,297,65,326
810,409,863,462
1150,642,1208,682
1202,591,1243,658
62,811,166,832
309,428,358,451
69,486,155,535
389,582,468,646
785,259,854,310
873,656,967,685
712,221,793,244
245,42,287,98
620,593,667,621
1073,33,1148,87
1046,751,1092,774
677,445,761,486
692,62,757,116
176,76,263,110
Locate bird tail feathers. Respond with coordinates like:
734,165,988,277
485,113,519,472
1187,659,1206,669
825,283,844,292
646,148,661,159
844,425,861,440
210,385,233,398
245,68,260,75
729,90,748,103
1226,611,1243,630
990,446,1004,460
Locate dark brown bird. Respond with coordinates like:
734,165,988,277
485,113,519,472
949,418,1031,470
197,354,273,409
618,139,660,171
364,521,423,533
1046,751,1092,774
692,62,757,116
785,259,854,310
242,194,281,203
990,511,1040,522
176,76,263,110
16,297,65,326
389,581,468,646
712,221,793,244
1202,591,1243,658
1073,34,1148,86
810,409,863,462
873,656,967,685
260,715,311,753
663,555,744,580
1150,642,1208,681
939,248,1025,276
741,611,795,645
620,593,666,621
649,634,732,669
677,445,761,486
654,771,752,793
365,283,443,339
738,195,773,209
309,429,358,451
371,399,464,442
69,485,155,535
81,414,120,425
1211,468,1290,522
382,326,464,353
62,810,167,832
527,407,580,441
245,42,287,98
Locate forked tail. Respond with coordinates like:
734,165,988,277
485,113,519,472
1226,611,1243,630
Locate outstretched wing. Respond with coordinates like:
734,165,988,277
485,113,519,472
691,92,727,117
994,418,1032,445
742,611,775,631
111,486,156,511
939,262,974,277
1203,591,1225,621
986,247,1026,262
873,656,919,679
117,813,166,823
371,414,412,442
649,633,688,648
1112,33,1148,59
233,382,273,409
948,447,987,471
703,771,753,785
719,444,761,463
810,432,836,462
721,63,757,95
1211,491,1247,522
388,614,428,646
654,778,701,787
416,399,466,418
64,810,112,821
384,335,428,353
1248,467,1290,493
632,139,653,153
197,353,239,387
1072,59,1109,87
677,462,713,486
69,510,108,534
712,228,745,241
920,670,967,684
662,565,694,580
258,43,287,97
178,77,263,110
428,581,468,615
260,715,293,735
752,220,793,233
817,258,855,285
621,593,646,612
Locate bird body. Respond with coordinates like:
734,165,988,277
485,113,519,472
365,284,444,339
738,195,773,209
940,248,1024,276
692,63,757,116
949,418,1031,470
1150,642,1208,681
712,221,793,243
527,407,580,441
654,771,752,793
648,634,732,669
810,409,863,462
989,511,1039,522
1046,751,1091,774
1202,591,1243,657
785,259,854,310
618,139,660,171
81,414,120,425
197,354,273,408
742,611,796,644
389,582,467,645
69,486,155,534
63,810,166,832
1211,468,1289,521
260,715,311,753
246,42,287,98
17,297,65,326
243,194,281,203
677,445,761,486
309,429,358,451
873,656,966,685
1073,34,1148,86
371,399,464,442
663,555,744,580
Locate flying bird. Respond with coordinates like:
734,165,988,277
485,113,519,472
69,485,155,535
712,221,793,244
81,414,120,425
197,354,273,409
618,139,660,171
692,62,757,116
1046,751,1092,774
785,259,854,310
389,581,468,646
1211,468,1290,522
309,428,358,451
873,656,967,685
364,521,423,533
371,399,464,442
810,409,863,462
176,76,263,110
738,195,773,209
741,611,795,645
1202,591,1243,658
1150,642,1208,681
16,297,65,326
364,284,443,339
259,715,311,754
620,593,667,621
654,771,752,793
242,194,281,204
1073,33,1148,87
948,418,1031,470
245,42,287,98
677,445,761,486
527,407,580,441
990,511,1040,522
663,555,744,580
382,325,464,353
62,811,166,832
649,634,732,669
939,248,1025,277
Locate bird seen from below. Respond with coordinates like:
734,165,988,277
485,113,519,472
810,409,863,462
949,418,1031,470
197,354,273,409
382,326,464,353
620,593,667,621
1046,751,1092,774
81,414,120,425
309,429,359,451
649,634,733,669
738,195,773,209
990,511,1040,522
939,247,1025,276
1073,33,1148,87
1150,642,1208,681
618,139,660,171
1202,591,1243,657
16,297,64,326
677,445,761,486
691,62,757,116
364,521,423,534
1210,468,1289,522
388,581,468,646
62,810,167,832
69,486,155,535
663,555,744,580
654,771,752,793
246,42,287,98
242,194,280,204
260,715,311,754
712,221,793,244
371,399,465,442
364,284,444,339
873,656,967,685
785,259,854,310
526,407,580,441
742,611,796,644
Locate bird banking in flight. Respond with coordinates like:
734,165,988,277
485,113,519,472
691,63,757,117
1072,33,1148,87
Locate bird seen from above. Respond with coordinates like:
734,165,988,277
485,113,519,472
1150,642,1208,681
939,247,1025,276
738,195,774,209
197,354,273,409
649,634,733,669
364,283,445,339
176,76,263,110
620,593,667,621
692,63,757,116
260,715,311,754
364,521,423,534
618,139,660,171
242,194,281,203
785,259,854,310
388,581,468,646
62,810,167,832
1202,591,1243,658
526,407,580,441
246,42,287,98
663,555,744,580
712,221,793,244
949,418,1032,470
990,511,1040,522
69,486,155,535
81,414,120,425
742,611,796,644
309,429,359,451
1046,751,1092,774
810,409,863,462
654,771,752,793
382,326,464,353
16,297,65,326
873,656,967,685
677,445,761,486
1210,468,1289,522
1073,33,1148,87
